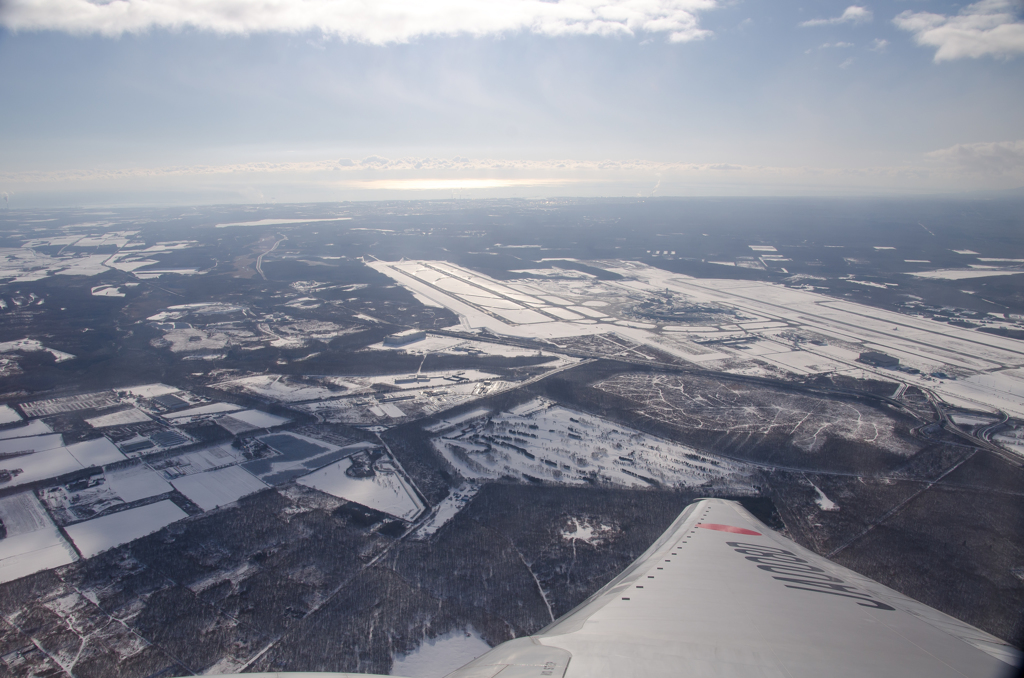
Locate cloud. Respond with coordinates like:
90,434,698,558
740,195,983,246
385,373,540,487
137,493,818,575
345,178,578,190
927,139,1024,175
3,153,1021,197
0,0,717,44
894,0,1024,61
869,38,888,52
801,6,872,28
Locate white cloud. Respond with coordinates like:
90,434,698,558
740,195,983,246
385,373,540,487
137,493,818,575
801,6,872,28
4,152,1022,199
894,0,1024,61
869,38,888,52
0,0,717,43
927,139,1024,175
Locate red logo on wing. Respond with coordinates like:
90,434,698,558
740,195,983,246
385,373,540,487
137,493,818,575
697,523,762,536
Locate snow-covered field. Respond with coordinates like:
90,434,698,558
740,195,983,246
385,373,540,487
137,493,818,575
91,284,125,297
907,269,1024,281
212,374,370,402
431,398,748,490
412,483,480,540
0,433,64,455
163,402,243,422
171,466,269,511
0,420,53,439
298,457,424,521
0,438,126,490
372,333,578,370
390,628,490,678
64,500,188,558
0,492,78,584
121,383,180,398
85,408,152,428
105,466,173,502
0,405,21,425
65,438,125,466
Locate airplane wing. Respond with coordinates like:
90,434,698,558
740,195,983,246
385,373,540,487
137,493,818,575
214,498,1020,678
444,497,1021,678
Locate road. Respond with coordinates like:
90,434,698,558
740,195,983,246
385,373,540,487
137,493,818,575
255,234,287,280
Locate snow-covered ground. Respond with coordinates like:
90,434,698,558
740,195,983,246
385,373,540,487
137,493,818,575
155,444,246,478
0,405,22,425
432,398,748,490
90,284,125,297
0,438,126,490
371,333,578,369
64,500,188,558
121,383,181,398
561,517,613,545
412,483,479,539
424,408,490,433
65,438,125,466
105,466,173,502
212,374,370,402
949,414,999,426
0,420,52,439
171,466,269,511
907,269,1024,281
0,338,75,363
298,457,424,521
163,402,243,422
85,408,153,428
808,480,839,511
0,492,78,584
0,433,64,455
390,628,490,678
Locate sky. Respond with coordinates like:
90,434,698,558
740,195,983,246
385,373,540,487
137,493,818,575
0,0,1023,206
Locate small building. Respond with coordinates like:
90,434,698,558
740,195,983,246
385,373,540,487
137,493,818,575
859,351,900,368
384,329,426,346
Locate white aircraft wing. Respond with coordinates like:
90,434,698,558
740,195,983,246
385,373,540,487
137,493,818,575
444,497,1021,678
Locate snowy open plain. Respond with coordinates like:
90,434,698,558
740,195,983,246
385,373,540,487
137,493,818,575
0,492,78,584
64,500,188,558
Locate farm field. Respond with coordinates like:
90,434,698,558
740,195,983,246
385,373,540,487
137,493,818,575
63,500,189,558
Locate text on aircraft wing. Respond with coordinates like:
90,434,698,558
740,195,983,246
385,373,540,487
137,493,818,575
445,498,1021,678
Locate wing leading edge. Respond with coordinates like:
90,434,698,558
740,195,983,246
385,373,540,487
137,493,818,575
446,498,1021,678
